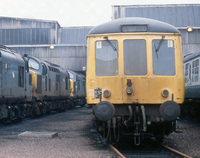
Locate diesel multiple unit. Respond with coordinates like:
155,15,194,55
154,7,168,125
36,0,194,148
86,18,185,145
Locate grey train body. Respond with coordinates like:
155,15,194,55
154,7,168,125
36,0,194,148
68,70,86,107
183,50,200,121
0,46,73,122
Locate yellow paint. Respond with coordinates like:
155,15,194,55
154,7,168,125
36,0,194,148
70,79,74,97
86,33,185,105
29,69,37,97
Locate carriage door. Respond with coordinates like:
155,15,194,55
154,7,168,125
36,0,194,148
42,64,48,92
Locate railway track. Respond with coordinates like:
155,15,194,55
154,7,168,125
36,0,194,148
109,139,193,158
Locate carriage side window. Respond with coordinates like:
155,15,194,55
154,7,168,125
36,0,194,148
185,63,191,84
18,66,24,87
152,40,175,76
192,59,199,82
124,40,147,75
95,40,118,76
5,63,10,70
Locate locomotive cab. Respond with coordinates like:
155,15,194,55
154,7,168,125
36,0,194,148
86,18,185,145
68,70,86,107
25,55,70,114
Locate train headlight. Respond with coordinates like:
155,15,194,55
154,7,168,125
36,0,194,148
126,87,133,95
161,89,169,98
103,90,111,98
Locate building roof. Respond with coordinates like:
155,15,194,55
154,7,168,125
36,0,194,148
0,16,59,24
112,4,200,27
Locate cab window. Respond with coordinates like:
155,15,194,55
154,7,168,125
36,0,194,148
29,59,39,70
95,40,118,76
124,39,147,75
152,40,175,76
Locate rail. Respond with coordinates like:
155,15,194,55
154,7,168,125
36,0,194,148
109,143,193,158
162,144,193,158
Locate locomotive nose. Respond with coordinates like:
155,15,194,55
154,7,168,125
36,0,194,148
159,101,180,121
93,101,115,122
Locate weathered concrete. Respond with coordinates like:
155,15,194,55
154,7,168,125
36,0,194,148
18,131,58,138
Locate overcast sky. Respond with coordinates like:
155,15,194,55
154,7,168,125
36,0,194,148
0,0,199,27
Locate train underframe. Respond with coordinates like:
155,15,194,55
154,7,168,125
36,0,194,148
0,98,71,123
70,96,86,108
182,99,200,121
93,103,179,145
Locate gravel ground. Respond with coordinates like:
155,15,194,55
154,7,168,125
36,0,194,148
0,107,115,158
163,119,200,158
0,107,199,158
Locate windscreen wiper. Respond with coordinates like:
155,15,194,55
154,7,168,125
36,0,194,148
154,35,165,58
155,35,165,53
104,36,117,51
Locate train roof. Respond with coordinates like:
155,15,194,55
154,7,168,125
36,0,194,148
0,45,17,55
88,17,180,35
184,50,200,63
0,46,25,63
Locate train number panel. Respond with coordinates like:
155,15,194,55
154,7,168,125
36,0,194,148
86,18,185,145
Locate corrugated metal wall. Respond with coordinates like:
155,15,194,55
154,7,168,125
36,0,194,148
0,17,59,29
112,4,200,56
0,28,53,45
112,4,200,27
0,17,60,45
0,17,91,73
179,29,200,55
10,45,87,72
61,27,92,44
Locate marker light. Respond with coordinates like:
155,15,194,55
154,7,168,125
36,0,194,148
162,89,169,98
103,90,111,98
127,79,132,86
